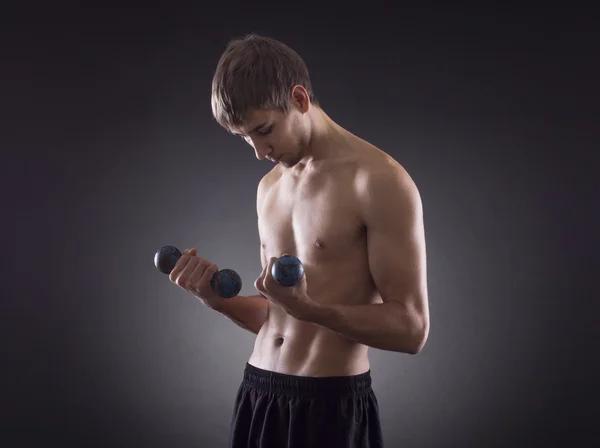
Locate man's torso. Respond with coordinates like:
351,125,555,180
248,133,398,377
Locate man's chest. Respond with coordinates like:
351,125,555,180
258,170,364,262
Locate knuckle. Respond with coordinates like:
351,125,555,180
255,278,265,291
192,276,205,291
195,264,214,290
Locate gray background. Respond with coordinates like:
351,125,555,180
3,6,598,447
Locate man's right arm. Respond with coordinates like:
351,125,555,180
211,294,268,335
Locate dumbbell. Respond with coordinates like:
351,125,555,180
154,245,242,298
271,255,305,287
154,246,306,297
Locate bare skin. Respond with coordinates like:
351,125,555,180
172,85,429,378
249,137,395,377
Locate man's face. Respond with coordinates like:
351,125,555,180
230,107,309,167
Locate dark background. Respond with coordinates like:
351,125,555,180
2,5,598,447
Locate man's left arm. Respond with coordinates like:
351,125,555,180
305,163,430,354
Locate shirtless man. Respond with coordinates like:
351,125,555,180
168,34,430,447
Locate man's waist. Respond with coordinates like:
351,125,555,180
242,362,373,398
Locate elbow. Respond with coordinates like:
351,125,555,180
406,317,429,355
407,336,427,355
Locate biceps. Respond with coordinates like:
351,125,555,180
367,227,427,306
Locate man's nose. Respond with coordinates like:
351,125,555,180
253,141,272,160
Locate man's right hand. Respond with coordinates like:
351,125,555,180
169,248,224,309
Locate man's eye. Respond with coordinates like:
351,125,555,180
257,126,273,136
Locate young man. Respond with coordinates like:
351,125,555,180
169,33,430,447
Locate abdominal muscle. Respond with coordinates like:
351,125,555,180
248,315,371,377
247,266,377,377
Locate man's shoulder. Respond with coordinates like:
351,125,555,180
352,142,422,226
353,140,415,194
256,167,282,206
258,166,282,190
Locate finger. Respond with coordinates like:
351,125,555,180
254,274,264,293
197,263,219,295
254,260,269,290
254,271,268,295
173,255,200,289
189,259,209,292
263,257,278,290
169,251,193,283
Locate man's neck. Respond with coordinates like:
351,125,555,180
301,107,346,163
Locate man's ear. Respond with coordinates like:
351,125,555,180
290,85,310,113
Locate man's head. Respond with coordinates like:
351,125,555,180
211,34,320,166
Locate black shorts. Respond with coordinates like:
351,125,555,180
229,363,384,447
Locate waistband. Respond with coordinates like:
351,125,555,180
242,362,373,398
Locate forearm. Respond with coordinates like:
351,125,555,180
307,301,427,353
212,294,268,335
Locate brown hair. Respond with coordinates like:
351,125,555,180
211,33,319,131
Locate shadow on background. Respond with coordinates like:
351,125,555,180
2,5,598,447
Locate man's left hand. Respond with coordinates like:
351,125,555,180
254,255,319,321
